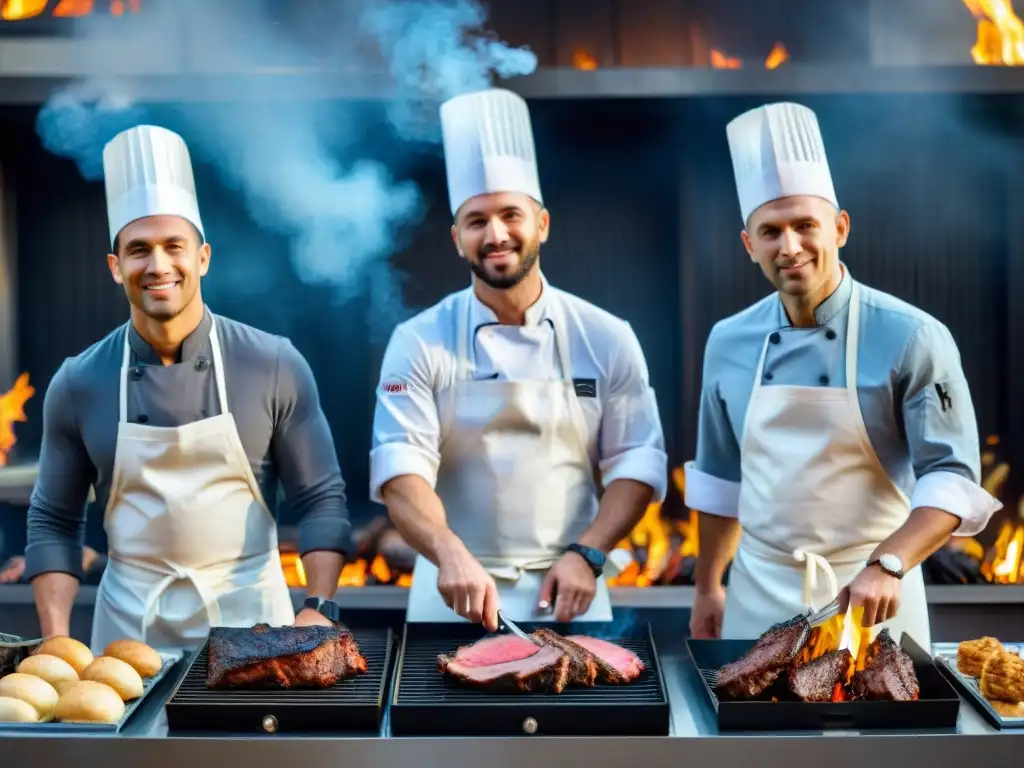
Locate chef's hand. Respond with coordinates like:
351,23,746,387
838,564,901,627
436,546,500,632
690,585,725,639
293,607,336,628
538,552,597,622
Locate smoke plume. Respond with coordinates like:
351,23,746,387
33,0,537,338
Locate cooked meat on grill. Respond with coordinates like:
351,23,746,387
441,644,571,693
436,635,540,673
715,615,811,700
206,623,367,689
787,649,851,702
531,629,598,686
564,635,645,684
850,629,919,702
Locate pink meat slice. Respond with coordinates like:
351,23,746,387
565,635,645,680
437,635,539,670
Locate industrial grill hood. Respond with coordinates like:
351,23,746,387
1,0,1024,105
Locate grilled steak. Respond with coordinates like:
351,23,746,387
715,615,811,699
206,623,367,689
532,629,599,686
436,635,539,672
442,644,571,693
787,649,851,702
563,635,645,683
851,629,919,701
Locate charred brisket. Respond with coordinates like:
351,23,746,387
787,649,851,702
206,623,367,689
851,629,919,701
531,629,598,686
715,615,811,699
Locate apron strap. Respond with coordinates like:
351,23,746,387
793,548,839,610
140,563,224,643
844,282,861,389
119,325,131,425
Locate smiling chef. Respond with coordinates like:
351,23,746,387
684,102,1002,649
24,125,352,653
370,88,668,632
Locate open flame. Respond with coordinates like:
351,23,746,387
0,373,35,468
0,0,139,20
795,606,873,702
710,42,789,70
964,1,1024,64
572,49,598,71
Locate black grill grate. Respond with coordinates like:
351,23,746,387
687,634,962,732
165,628,395,734
390,623,669,736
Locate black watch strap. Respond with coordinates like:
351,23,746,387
566,543,606,577
303,597,341,623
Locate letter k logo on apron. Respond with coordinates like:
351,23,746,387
721,283,931,649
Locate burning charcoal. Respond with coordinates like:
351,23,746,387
925,548,987,585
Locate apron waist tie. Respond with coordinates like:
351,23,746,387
140,563,224,643
792,548,839,611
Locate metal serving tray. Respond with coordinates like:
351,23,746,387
389,622,670,737
687,633,961,731
934,641,1024,730
164,627,396,734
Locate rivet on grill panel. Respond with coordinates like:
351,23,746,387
262,715,278,734
522,717,538,734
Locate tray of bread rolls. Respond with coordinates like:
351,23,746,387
934,638,1024,729
0,632,178,732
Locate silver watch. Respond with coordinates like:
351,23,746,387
867,553,905,579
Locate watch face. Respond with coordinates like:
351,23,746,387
879,554,902,573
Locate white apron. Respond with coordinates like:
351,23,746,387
90,317,295,655
721,282,931,649
407,291,613,623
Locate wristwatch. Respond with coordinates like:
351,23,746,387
866,553,905,579
566,543,606,577
303,597,342,623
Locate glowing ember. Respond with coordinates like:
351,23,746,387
0,373,34,468
0,0,46,19
963,0,1024,64
1,0,140,19
765,42,789,69
710,49,742,69
572,49,598,71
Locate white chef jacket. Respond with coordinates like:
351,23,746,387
370,272,668,504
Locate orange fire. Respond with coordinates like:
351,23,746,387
709,42,789,70
1,0,139,19
794,606,874,702
765,42,790,69
963,1,1024,64
710,49,742,69
572,49,598,71
280,551,413,589
0,373,34,468
0,0,46,19
981,517,1024,583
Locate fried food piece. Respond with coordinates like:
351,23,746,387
957,637,1003,678
979,650,1024,704
987,699,1024,718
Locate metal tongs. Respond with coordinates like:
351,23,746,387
805,596,842,628
497,610,541,646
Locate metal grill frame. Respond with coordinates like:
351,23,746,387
389,622,670,737
164,627,396,734
933,642,1024,730
687,633,961,731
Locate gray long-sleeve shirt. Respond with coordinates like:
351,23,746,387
24,308,351,581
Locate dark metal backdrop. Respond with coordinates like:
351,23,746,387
0,92,1018,541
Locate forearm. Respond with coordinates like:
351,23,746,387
871,506,960,571
694,512,742,592
32,572,79,638
382,474,463,565
301,550,344,600
578,479,654,553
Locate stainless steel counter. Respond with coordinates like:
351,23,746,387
2,637,1021,768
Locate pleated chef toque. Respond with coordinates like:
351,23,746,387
440,88,542,216
102,125,205,247
726,102,838,224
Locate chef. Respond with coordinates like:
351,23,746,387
685,102,1002,649
25,125,352,654
370,88,667,631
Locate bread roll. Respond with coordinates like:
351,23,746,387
0,673,59,722
34,636,94,676
82,657,144,701
17,654,79,690
55,681,125,724
0,696,39,723
103,639,163,678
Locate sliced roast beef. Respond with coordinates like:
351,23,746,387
531,629,599,686
441,644,571,693
564,635,645,684
436,634,539,673
715,615,811,699
787,649,851,702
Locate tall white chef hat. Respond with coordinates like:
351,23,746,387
726,102,838,224
102,124,205,248
440,88,542,216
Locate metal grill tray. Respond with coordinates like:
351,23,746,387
687,633,961,731
164,628,395,734
390,622,669,737
0,652,178,733
934,641,1024,730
